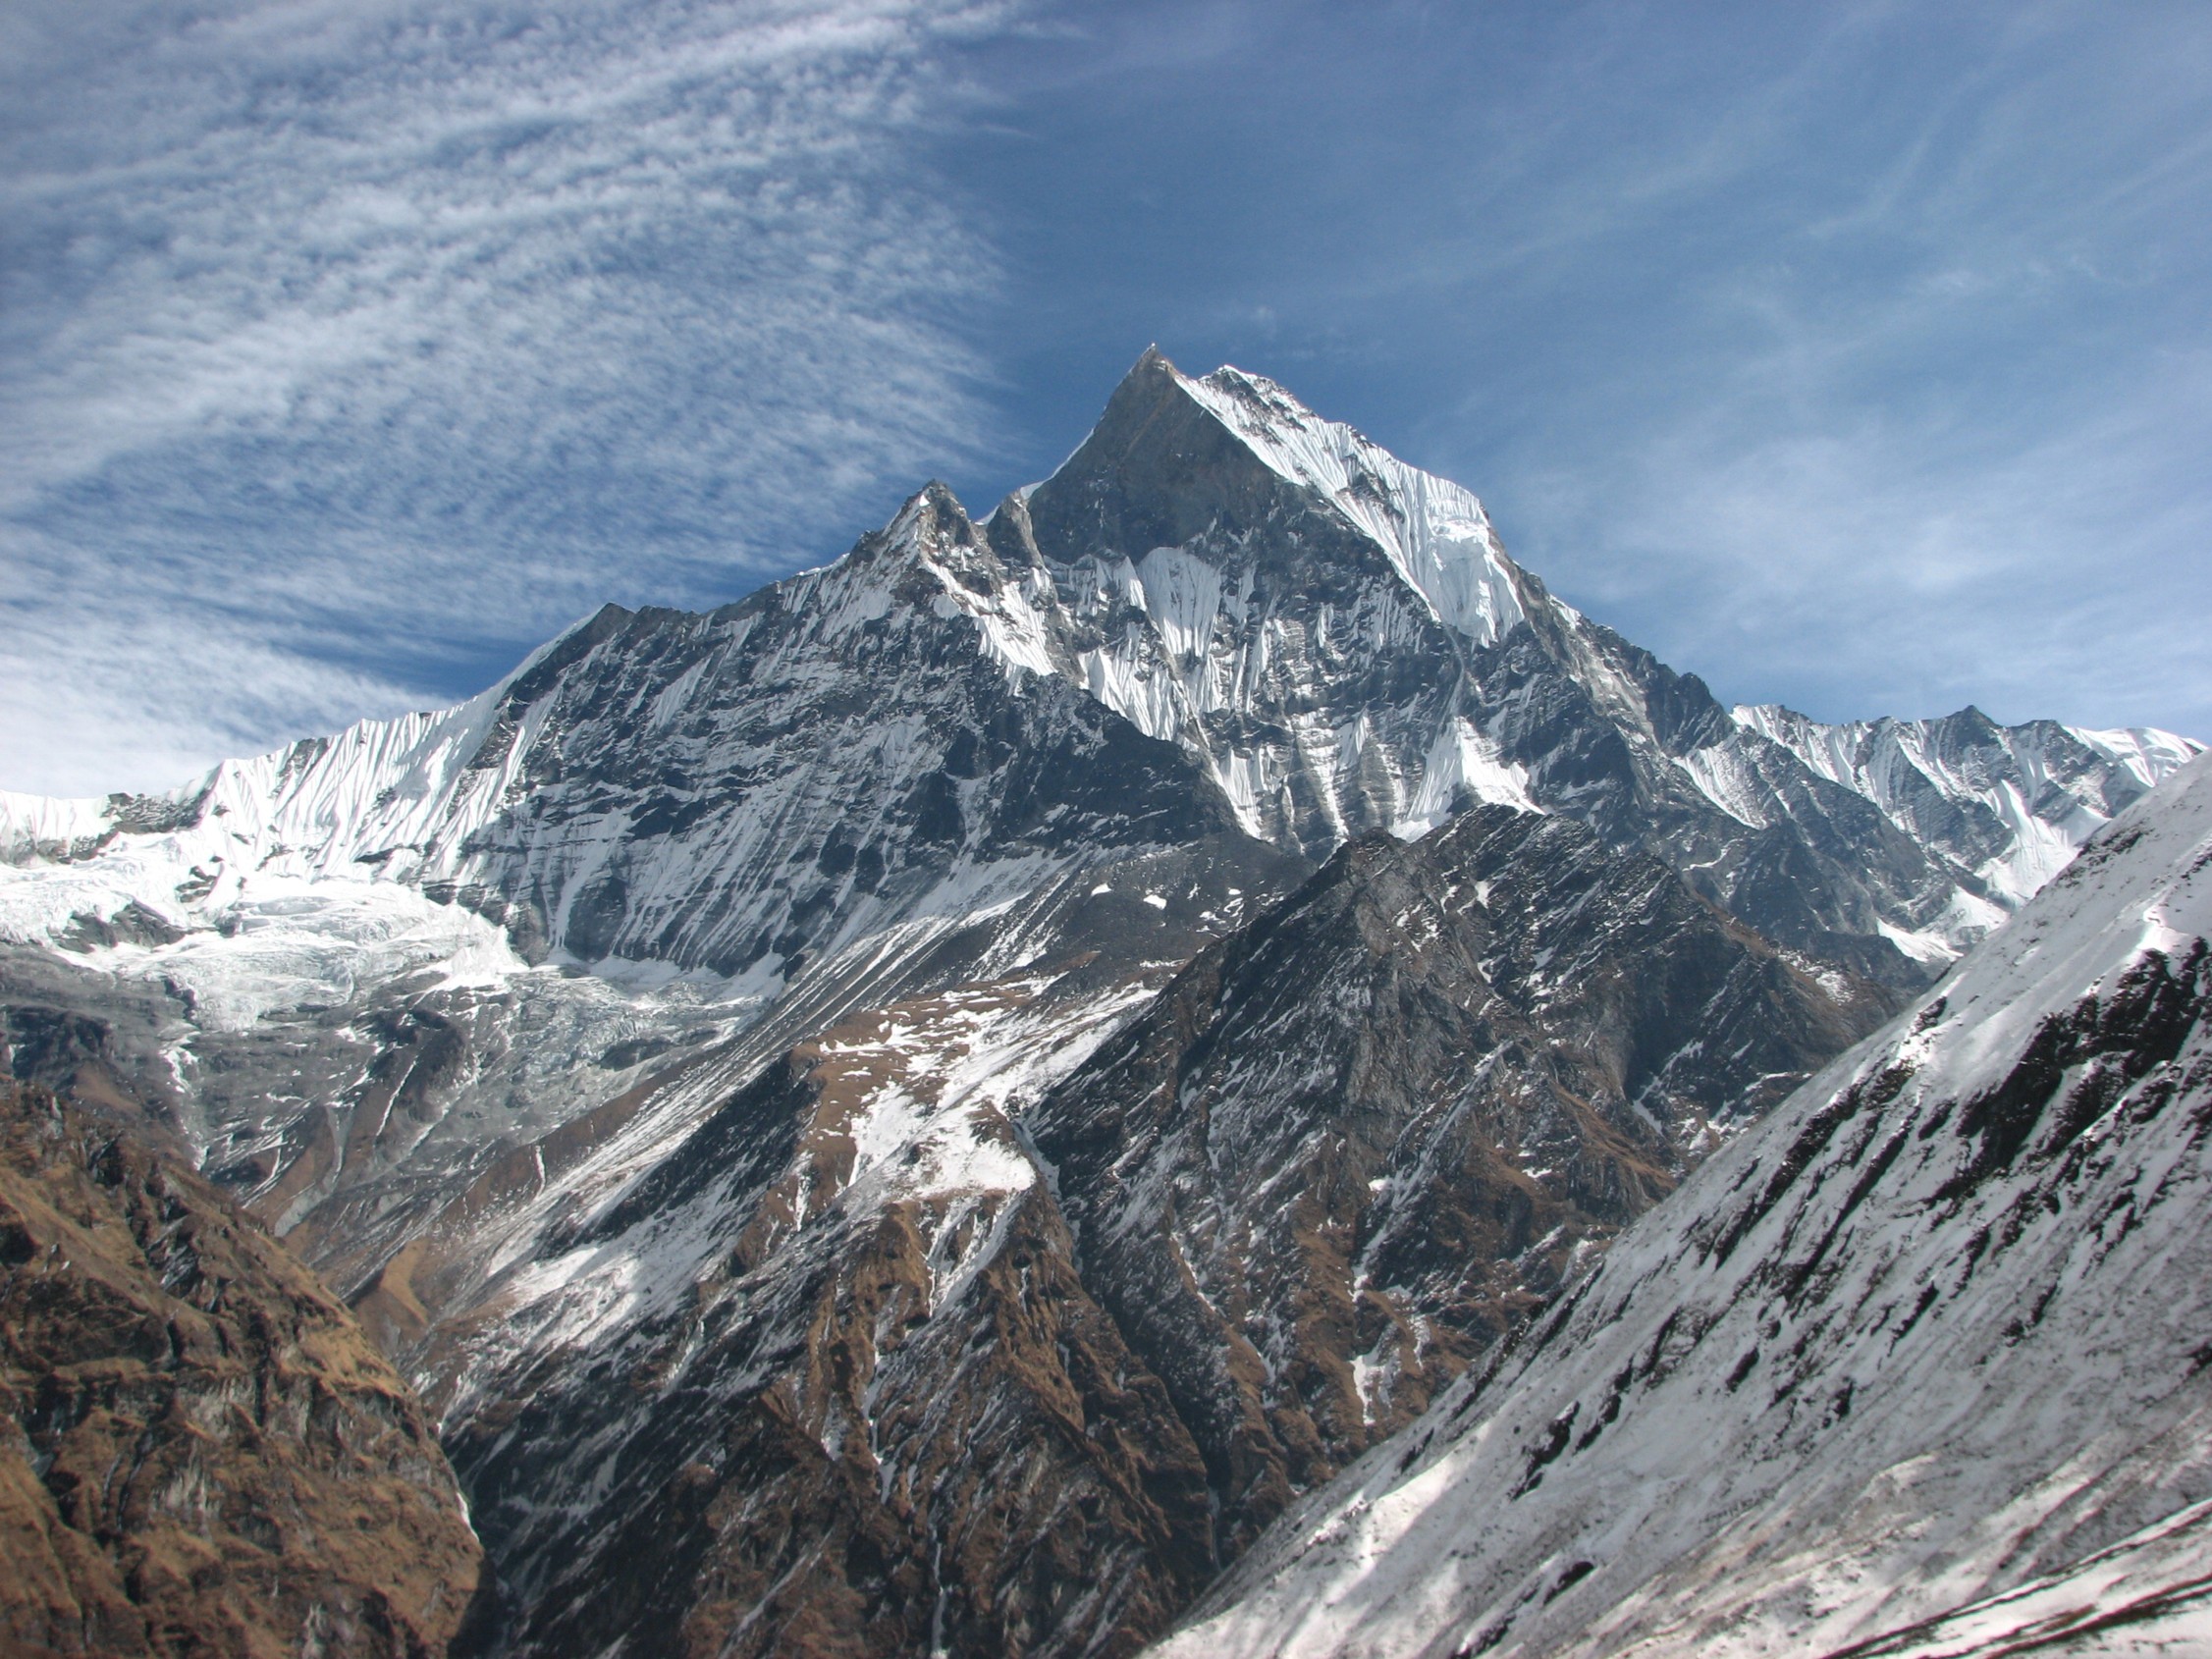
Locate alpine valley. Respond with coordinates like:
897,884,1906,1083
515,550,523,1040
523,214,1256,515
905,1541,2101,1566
0,351,2199,1657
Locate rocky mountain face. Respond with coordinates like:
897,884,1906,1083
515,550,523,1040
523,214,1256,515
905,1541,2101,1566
1001,354,2194,979
422,796,1883,1659
1028,804,1888,1563
0,1076,483,1658
1157,750,2212,1659
0,349,2198,1656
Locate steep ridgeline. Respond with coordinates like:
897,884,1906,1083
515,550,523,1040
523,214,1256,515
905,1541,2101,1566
1025,804,1888,1564
0,1078,483,1658
1737,702,2197,913
434,800,1877,1659
1156,752,2212,1659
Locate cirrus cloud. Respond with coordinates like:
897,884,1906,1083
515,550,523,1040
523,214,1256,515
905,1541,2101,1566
2,0,1019,795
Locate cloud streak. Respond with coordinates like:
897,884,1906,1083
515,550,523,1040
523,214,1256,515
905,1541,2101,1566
2,0,1016,794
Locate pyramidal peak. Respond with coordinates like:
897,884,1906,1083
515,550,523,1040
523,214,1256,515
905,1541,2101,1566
1038,347,1531,651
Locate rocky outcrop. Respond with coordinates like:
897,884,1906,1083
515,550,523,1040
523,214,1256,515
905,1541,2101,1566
1028,802,1889,1561
0,1079,483,1658
442,990,1220,1659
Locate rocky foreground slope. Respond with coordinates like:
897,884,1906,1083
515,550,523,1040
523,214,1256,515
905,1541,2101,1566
1156,750,2212,1659
0,1077,483,1657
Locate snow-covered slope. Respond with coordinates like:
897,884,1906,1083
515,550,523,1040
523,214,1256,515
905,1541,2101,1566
1153,751,2212,1659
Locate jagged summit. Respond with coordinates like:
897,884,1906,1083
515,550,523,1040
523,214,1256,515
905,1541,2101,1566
1017,347,1529,650
1735,700,2202,908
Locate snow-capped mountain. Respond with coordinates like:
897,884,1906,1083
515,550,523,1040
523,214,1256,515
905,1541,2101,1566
0,348,2198,1657
4,351,2190,998
1154,750,2212,1659
1001,352,2195,973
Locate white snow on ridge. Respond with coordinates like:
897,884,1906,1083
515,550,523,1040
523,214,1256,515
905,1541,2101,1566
2072,722,2203,790
1734,702,2203,908
0,613,593,944
1154,752,2212,1659
1671,743,1772,830
1393,717,1537,837
1175,364,1529,650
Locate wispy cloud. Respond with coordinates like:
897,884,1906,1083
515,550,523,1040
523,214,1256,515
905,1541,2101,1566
2,0,1018,795
1376,0,2212,736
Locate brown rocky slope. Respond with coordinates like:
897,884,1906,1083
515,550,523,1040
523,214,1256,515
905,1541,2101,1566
0,1077,484,1658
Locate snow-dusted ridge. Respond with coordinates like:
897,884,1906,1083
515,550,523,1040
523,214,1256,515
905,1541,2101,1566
1153,750,2212,1659
1172,363,1529,650
1735,701,2202,910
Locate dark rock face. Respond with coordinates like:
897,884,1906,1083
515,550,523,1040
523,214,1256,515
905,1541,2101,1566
442,990,1220,1659
422,805,1881,1658
0,1080,483,1658
1026,803,1889,1560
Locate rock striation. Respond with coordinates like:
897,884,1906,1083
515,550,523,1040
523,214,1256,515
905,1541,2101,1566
1029,803,1889,1564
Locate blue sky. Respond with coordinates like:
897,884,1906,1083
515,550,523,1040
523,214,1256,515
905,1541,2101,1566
4,0,2208,794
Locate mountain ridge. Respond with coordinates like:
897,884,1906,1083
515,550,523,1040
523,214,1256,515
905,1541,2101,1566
1153,749,2212,1659
0,349,2200,1657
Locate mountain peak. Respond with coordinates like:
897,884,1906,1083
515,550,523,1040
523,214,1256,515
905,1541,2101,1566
1026,348,1529,649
